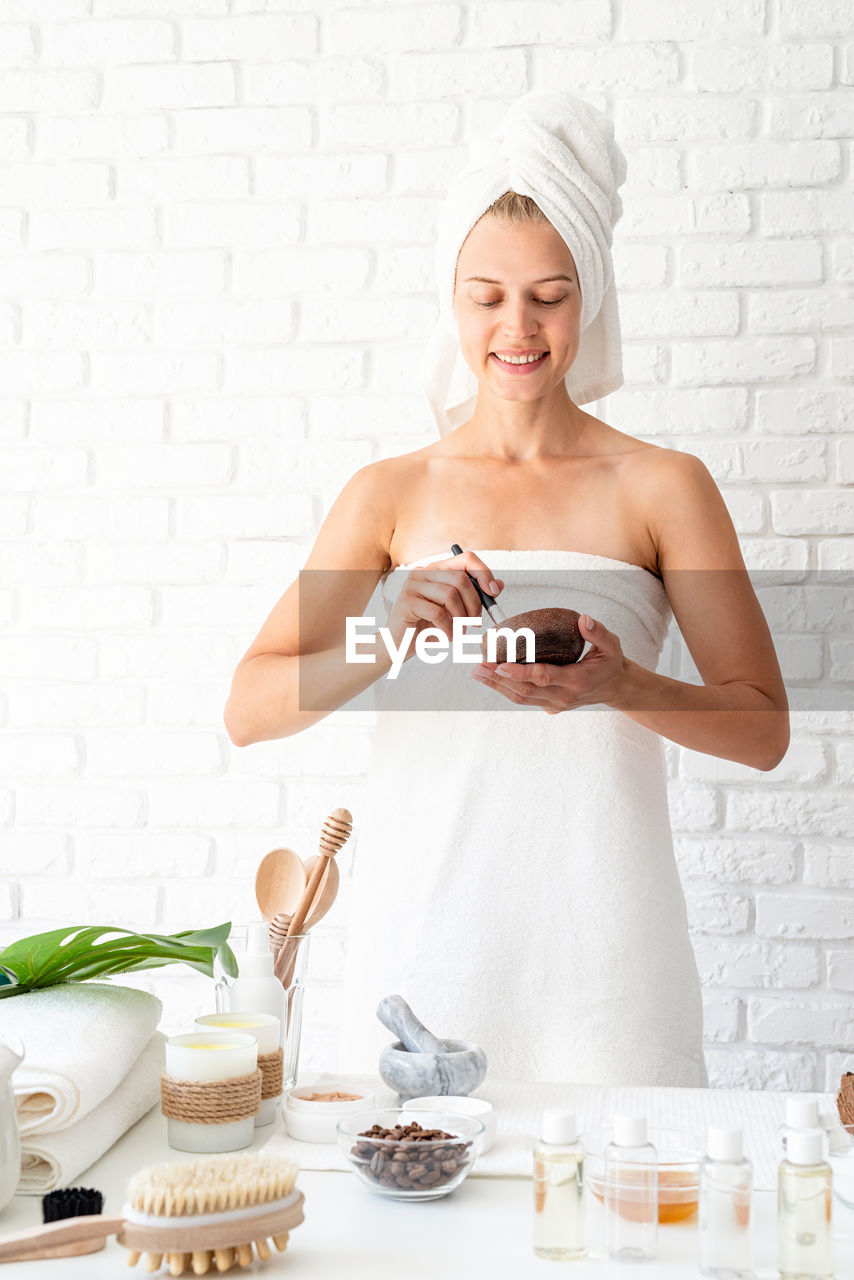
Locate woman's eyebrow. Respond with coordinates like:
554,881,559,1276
462,273,574,283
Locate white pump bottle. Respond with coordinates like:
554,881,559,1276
226,923,286,1045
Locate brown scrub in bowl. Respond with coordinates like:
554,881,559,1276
482,607,585,665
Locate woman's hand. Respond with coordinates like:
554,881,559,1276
471,614,627,714
385,550,504,658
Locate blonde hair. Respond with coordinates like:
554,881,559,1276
483,190,549,225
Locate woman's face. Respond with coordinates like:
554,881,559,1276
453,214,582,404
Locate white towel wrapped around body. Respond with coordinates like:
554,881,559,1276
18,1032,164,1195
338,550,707,1087
419,90,627,436
0,982,162,1134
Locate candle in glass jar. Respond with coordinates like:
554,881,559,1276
195,1013,281,1127
164,1032,258,1153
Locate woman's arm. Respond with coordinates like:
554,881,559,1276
615,450,789,769
599,450,793,768
224,461,502,746
477,450,790,771
223,463,395,746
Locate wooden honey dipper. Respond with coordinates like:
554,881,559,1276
268,914,291,954
273,808,352,985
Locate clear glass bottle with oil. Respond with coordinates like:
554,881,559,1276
533,1108,585,1261
777,1128,833,1280
699,1125,754,1279
604,1113,658,1263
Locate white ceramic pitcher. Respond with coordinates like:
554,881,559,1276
0,1034,23,1214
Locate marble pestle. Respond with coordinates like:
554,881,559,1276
377,994,447,1055
376,995,488,1101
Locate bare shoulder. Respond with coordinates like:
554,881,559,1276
349,444,441,500
595,429,703,505
624,444,725,516
304,457,397,571
617,440,714,490
305,451,428,571
619,445,745,572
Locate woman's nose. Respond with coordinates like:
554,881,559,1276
500,297,538,335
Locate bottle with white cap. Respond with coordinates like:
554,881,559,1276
532,1109,585,1260
225,922,286,1044
778,1128,833,1280
699,1126,754,1278
779,1096,828,1161
604,1113,657,1263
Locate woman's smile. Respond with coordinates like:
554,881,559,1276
489,350,550,374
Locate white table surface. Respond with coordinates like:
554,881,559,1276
3,1104,854,1279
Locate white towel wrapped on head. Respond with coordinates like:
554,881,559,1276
419,90,627,436
0,982,162,1135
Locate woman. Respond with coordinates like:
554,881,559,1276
225,92,789,1087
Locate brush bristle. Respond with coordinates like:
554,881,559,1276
42,1186,103,1223
126,1154,299,1218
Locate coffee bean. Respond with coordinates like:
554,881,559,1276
350,1120,474,1193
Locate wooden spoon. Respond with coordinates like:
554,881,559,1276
302,853,340,928
268,857,339,952
274,809,352,984
254,847,306,922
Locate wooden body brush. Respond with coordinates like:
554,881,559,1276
0,1153,303,1274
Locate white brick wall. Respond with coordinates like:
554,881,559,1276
1,2,852,1090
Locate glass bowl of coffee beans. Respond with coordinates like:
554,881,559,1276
338,1109,485,1200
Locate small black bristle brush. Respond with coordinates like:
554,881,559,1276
42,1187,104,1224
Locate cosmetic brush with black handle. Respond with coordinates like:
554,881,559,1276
450,544,509,625
451,545,585,665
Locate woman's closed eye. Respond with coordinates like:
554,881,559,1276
473,297,565,308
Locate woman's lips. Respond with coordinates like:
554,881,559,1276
489,352,550,375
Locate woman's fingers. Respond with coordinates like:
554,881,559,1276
403,576,480,633
398,581,468,639
473,659,590,709
489,661,554,685
472,666,558,708
385,556,503,656
427,551,504,605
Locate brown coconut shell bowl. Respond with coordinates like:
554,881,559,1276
481,607,585,666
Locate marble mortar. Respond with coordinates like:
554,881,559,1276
379,1038,488,1101
376,995,487,1101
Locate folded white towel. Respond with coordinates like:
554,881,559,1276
0,982,162,1135
17,1032,164,1195
419,90,627,436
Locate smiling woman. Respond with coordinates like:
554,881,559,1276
456,209,581,395
224,90,789,1088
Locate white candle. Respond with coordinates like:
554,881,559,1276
194,1014,279,1055
194,1014,281,1128
164,1032,259,1153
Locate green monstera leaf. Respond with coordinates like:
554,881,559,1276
0,923,238,998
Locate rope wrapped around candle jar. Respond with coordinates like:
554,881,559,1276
163,1031,260,1153
193,1015,283,1131
160,1068,262,1125
258,1047,284,1101
838,1071,854,1129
